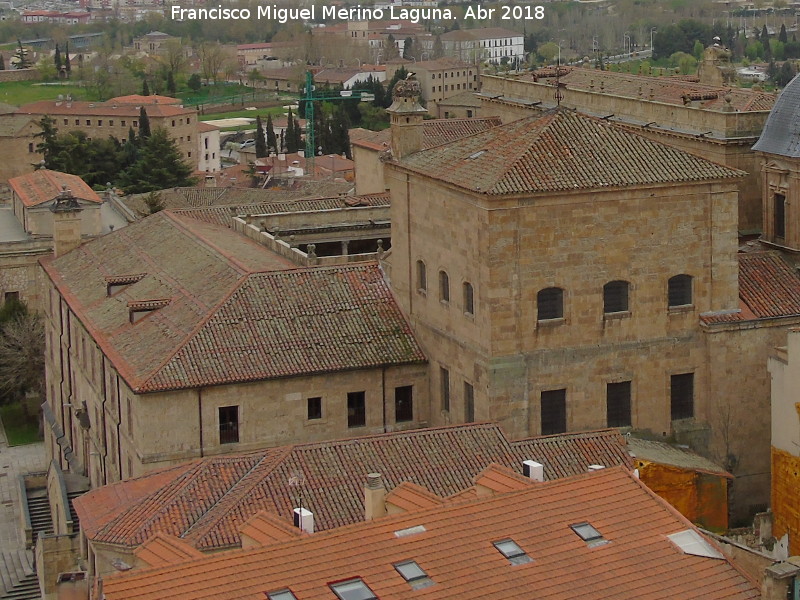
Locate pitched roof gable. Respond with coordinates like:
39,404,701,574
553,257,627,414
75,424,632,551
350,117,501,151
9,169,102,207
101,467,760,600
397,110,745,195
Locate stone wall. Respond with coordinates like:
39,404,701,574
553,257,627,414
0,69,39,83
0,239,51,310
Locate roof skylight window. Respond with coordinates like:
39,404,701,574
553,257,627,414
394,561,434,590
466,149,487,160
266,590,298,600
570,522,609,547
330,578,378,600
668,529,723,559
493,538,533,565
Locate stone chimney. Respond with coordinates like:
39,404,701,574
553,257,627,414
761,559,800,600
386,74,428,159
50,186,83,258
364,472,387,521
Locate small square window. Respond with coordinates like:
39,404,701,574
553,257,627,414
570,522,607,546
267,590,297,600
330,578,377,600
307,397,322,420
493,538,533,565
394,560,434,590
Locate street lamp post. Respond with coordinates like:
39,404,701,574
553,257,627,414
650,27,656,55
624,32,631,56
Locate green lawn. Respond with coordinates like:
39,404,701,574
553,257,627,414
0,403,40,446
0,81,87,106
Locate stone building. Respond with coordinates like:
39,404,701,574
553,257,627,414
378,78,800,518
475,67,775,234
385,58,477,110
41,209,427,489
11,94,201,171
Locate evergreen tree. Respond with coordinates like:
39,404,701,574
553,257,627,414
118,128,196,193
64,43,70,74
142,79,150,96
188,73,202,91
167,71,176,96
293,114,302,153
14,40,30,69
386,66,409,104
255,115,267,158
761,24,769,42
384,34,399,60
265,114,277,155
286,108,297,153
0,55,5,71
54,44,62,71
432,34,444,59
780,24,788,44
279,129,285,153
138,107,151,139
402,37,414,60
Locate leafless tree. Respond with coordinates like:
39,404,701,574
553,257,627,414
198,42,227,84
161,39,188,79
0,313,44,402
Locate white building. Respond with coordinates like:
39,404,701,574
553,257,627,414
197,122,221,173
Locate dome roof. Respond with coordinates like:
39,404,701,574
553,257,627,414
752,73,800,157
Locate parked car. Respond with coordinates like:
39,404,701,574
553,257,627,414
239,139,256,149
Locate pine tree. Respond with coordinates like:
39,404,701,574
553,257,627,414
402,37,413,60
142,79,150,96
167,71,176,96
779,24,788,44
265,114,277,155
118,128,196,193
432,34,444,59
54,44,62,71
384,34,399,60
64,43,70,74
14,40,30,69
139,107,151,139
293,114,302,154
255,115,267,158
0,55,5,71
286,109,296,153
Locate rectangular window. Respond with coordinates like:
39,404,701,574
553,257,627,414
218,405,239,443
307,397,322,420
775,193,786,239
541,389,566,435
121,120,126,126
86,120,91,126
109,120,114,126
440,367,450,411
670,373,694,420
63,119,68,125
395,385,413,422
606,381,632,427
98,120,103,126
464,381,475,422
347,391,366,427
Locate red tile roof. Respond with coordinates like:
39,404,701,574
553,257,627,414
133,532,204,568
701,251,800,324
396,109,744,195
108,95,181,106
350,117,501,152
74,424,632,551
16,97,192,119
9,169,102,207
524,67,776,112
101,466,760,600
41,210,421,393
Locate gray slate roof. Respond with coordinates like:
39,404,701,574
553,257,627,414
752,73,800,157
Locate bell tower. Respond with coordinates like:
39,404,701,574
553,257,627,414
386,74,428,159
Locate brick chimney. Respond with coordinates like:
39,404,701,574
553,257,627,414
386,74,428,159
364,472,386,521
50,186,83,258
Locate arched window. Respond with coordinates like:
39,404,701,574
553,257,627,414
603,281,629,314
463,282,474,315
667,274,693,307
439,270,450,303
416,260,427,292
537,287,564,320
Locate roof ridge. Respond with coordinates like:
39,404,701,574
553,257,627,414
182,447,293,543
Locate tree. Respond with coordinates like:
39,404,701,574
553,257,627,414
402,36,414,60
385,66,409,105
0,55,5,71
188,73,202,92
537,42,560,64
692,39,704,60
779,23,788,44
13,40,31,69
143,191,165,214
199,41,226,84
255,115,267,158
384,34,399,61
432,34,444,59
0,306,44,405
265,114,277,155
139,106,151,139
286,108,297,153
118,128,197,193
64,42,70,75
54,43,62,71
142,79,150,96
775,60,797,87
161,39,188,80
167,71,176,96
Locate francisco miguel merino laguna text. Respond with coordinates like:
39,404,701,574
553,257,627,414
171,4,457,23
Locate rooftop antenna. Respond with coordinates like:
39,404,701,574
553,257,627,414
288,469,307,529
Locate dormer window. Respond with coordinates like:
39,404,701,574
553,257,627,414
128,299,170,323
105,273,146,296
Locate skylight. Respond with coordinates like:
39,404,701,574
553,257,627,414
493,538,533,565
266,590,297,600
466,149,487,160
330,578,378,600
570,522,608,547
394,561,434,590
668,529,724,559
394,525,426,538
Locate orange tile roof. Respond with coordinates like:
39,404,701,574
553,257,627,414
16,98,193,119
133,533,204,568
524,67,775,112
9,169,102,207
701,251,800,324
396,109,744,195
101,466,760,600
385,482,445,512
107,95,181,106
238,511,304,547
41,210,422,393
74,424,632,551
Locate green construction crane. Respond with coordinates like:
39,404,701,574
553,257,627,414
301,70,374,175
